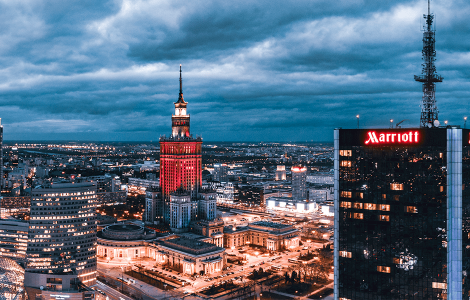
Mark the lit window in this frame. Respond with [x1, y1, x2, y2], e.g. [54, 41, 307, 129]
[340, 161, 352, 167]
[393, 257, 402, 264]
[390, 183, 403, 191]
[340, 191, 352, 198]
[379, 204, 390, 211]
[352, 213, 363, 220]
[379, 215, 389, 222]
[353, 203, 363, 209]
[340, 202, 351, 209]
[377, 266, 390, 273]
[339, 251, 352, 258]
[406, 206, 418, 213]
[339, 150, 352, 157]
[382, 194, 387, 199]
[432, 282, 447, 289]
[440, 186, 444, 192]
[364, 203, 376, 210]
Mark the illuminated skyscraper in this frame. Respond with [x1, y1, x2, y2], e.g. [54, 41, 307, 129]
[291, 165, 307, 200]
[25, 182, 97, 295]
[334, 128, 470, 299]
[159, 66, 203, 225]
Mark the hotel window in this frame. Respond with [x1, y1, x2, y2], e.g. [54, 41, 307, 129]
[352, 213, 363, 220]
[393, 257, 403, 264]
[339, 251, 352, 258]
[405, 206, 418, 213]
[340, 191, 352, 198]
[393, 195, 400, 201]
[340, 161, 352, 167]
[379, 204, 390, 211]
[339, 150, 352, 157]
[377, 266, 391, 273]
[364, 203, 376, 210]
[353, 203, 363, 209]
[340, 202, 352, 209]
[390, 183, 403, 191]
[379, 215, 389, 222]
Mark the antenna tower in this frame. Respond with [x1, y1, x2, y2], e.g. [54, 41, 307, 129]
[414, 0, 443, 128]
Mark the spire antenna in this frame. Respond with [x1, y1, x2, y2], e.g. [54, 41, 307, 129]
[179, 64, 182, 95]
[178, 64, 184, 103]
[414, 0, 442, 128]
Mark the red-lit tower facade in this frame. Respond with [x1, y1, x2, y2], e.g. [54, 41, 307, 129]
[160, 66, 202, 224]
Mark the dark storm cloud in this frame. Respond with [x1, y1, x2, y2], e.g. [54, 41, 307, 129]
[0, 0, 468, 141]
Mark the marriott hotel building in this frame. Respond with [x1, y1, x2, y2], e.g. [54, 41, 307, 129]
[334, 127, 470, 300]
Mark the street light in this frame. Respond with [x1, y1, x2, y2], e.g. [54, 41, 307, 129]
[390, 119, 393, 128]
[356, 115, 360, 129]
[465, 117, 467, 129]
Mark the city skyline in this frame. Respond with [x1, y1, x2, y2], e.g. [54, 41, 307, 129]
[0, 0, 468, 142]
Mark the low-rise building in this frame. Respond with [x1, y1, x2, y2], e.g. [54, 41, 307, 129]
[97, 223, 156, 259]
[224, 221, 300, 251]
[150, 236, 226, 276]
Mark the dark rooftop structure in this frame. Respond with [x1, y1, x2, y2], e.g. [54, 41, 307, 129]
[157, 237, 224, 255]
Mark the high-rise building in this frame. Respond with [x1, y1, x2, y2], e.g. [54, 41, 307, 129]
[213, 163, 228, 182]
[144, 188, 163, 224]
[25, 182, 97, 295]
[275, 165, 287, 181]
[160, 66, 202, 224]
[334, 127, 470, 299]
[291, 165, 307, 200]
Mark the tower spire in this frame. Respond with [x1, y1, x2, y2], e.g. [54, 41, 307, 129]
[178, 64, 184, 103]
[415, 0, 443, 128]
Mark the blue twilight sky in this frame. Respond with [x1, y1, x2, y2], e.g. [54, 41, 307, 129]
[0, 0, 469, 142]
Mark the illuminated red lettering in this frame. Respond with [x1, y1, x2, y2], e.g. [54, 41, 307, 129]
[364, 131, 420, 145]
[365, 132, 379, 144]
[402, 133, 408, 142]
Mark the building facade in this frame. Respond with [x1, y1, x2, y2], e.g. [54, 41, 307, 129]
[0, 219, 28, 263]
[97, 223, 156, 260]
[25, 182, 97, 293]
[334, 128, 470, 300]
[224, 221, 300, 251]
[144, 188, 163, 224]
[213, 163, 228, 182]
[150, 236, 226, 276]
[275, 165, 287, 181]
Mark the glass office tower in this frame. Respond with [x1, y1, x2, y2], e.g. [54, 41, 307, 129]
[334, 127, 470, 300]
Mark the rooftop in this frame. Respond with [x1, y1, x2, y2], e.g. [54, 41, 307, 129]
[250, 221, 291, 229]
[159, 237, 224, 255]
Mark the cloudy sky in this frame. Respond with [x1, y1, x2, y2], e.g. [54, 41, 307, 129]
[0, 0, 468, 142]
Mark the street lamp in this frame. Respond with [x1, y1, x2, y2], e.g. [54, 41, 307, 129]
[356, 115, 360, 129]
[390, 119, 393, 128]
[465, 117, 467, 129]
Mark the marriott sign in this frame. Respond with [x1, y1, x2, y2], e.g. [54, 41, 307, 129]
[364, 131, 419, 145]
